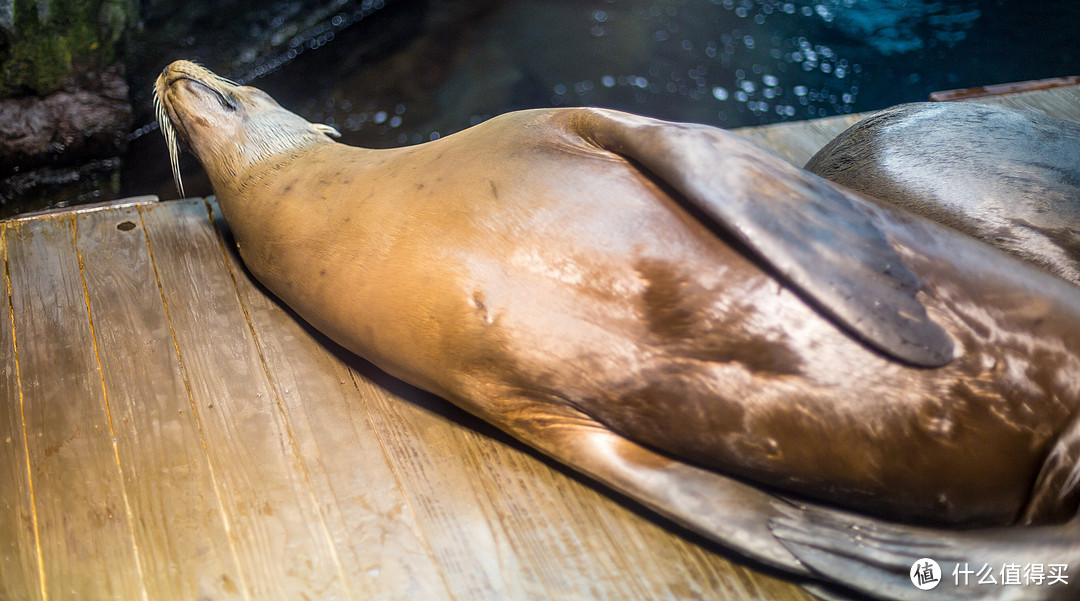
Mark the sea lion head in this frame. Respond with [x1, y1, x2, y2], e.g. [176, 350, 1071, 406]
[154, 60, 339, 196]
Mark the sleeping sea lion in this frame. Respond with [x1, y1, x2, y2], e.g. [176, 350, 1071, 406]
[805, 102, 1080, 286]
[155, 61, 1080, 600]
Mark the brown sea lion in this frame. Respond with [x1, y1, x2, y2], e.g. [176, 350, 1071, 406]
[155, 61, 1080, 600]
[805, 102, 1080, 286]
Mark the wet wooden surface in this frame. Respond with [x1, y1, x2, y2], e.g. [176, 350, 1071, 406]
[0, 197, 814, 600]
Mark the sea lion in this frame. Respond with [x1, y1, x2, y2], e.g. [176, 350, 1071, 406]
[805, 102, 1080, 286]
[155, 61, 1080, 600]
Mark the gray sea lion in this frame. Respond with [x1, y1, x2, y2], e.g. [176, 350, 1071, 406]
[805, 102, 1080, 285]
[155, 61, 1080, 600]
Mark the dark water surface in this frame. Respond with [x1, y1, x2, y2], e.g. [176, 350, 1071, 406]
[122, 0, 1078, 201]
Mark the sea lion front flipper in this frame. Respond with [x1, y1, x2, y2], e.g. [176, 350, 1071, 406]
[770, 504, 1080, 601]
[575, 109, 954, 367]
[500, 402, 811, 575]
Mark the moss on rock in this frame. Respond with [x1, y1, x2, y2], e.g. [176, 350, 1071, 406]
[0, 0, 137, 96]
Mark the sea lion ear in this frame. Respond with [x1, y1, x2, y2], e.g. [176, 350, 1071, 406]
[313, 123, 341, 138]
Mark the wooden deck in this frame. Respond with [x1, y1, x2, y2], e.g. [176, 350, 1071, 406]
[0, 197, 815, 600]
[2, 82, 1076, 600]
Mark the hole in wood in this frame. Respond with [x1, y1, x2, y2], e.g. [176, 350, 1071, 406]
[117, 220, 137, 231]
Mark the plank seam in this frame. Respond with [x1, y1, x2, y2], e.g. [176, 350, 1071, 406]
[136, 203, 254, 601]
[345, 369, 459, 600]
[205, 199, 357, 600]
[3, 222, 48, 601]
[72, 214, 151, 601]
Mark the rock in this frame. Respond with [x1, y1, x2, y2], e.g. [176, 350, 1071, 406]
[0, 65, 131, 175]
[0, 65, 131, 216]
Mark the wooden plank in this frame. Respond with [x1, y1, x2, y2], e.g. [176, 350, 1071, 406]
[72, 204, 240, 600]
[730, 113, 864, 167]
[356, 374, 812, 600]
[4, 195, 159, 223]
[960, 83, 1080, 122]
[138, 199, 349, 600]
[929, 75, 1080, 101]
[4, 215, 146, 599]
[207, 206, 454, 600]
[0, 224, 43, 601]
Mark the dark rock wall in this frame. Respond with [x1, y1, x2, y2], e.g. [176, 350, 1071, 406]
[1, 0, 137, 215]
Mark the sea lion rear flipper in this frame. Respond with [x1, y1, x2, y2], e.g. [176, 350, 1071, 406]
[502, 403, 811, 575]
[576, 109, 954, 367]
[769, 504, 1080, 601]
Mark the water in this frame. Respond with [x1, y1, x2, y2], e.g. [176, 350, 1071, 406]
[118, 0, 1078, 201]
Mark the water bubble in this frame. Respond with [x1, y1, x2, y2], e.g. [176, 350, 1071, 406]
[712, 86, 729, 101]
[763, 74, 779, 86]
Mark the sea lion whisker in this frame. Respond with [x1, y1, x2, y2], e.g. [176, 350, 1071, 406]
[153, 87, 185, 197]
